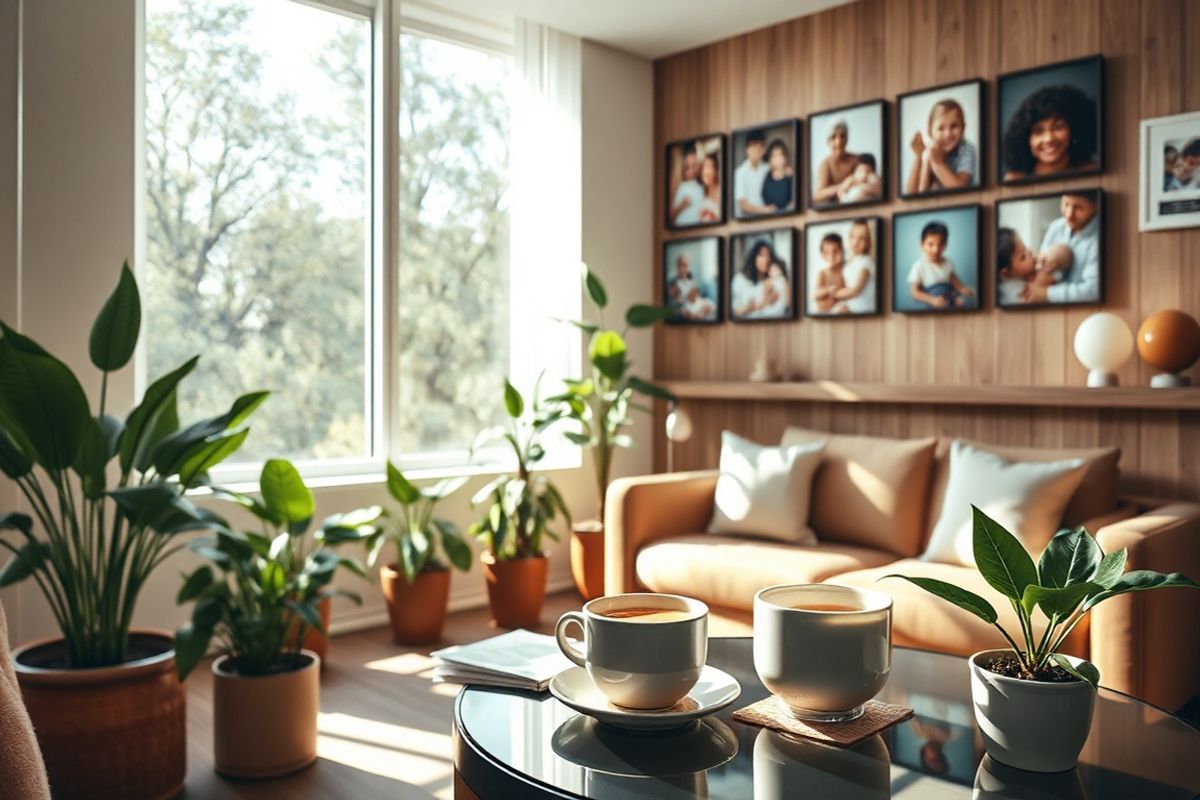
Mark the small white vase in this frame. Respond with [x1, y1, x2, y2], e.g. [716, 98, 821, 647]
[969, 649, 1095, 773]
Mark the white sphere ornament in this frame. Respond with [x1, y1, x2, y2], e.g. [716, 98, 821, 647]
[665, 408, 693, 442]
[1073, 312, 1134, 387]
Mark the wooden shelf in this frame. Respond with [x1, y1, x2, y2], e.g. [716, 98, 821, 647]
[660, 381, 1200, 411]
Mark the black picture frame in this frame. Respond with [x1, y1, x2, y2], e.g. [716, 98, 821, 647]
[662, 235, 724, 325]
[802, 215, 885, 318]
[891, 203, 983, 315]
[727, 228, 799, 323]
[897, 78, 987, 200]
[664, 133, 727, 230]
[994, 188, 1104, 310]
[730, 118, 802, 221]
[997, 55, 1105, 187]
[806, 99, 889, 212]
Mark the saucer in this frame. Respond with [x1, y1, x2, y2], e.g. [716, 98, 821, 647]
[551, 713, 739, 776]
[549, 665, 741, 731]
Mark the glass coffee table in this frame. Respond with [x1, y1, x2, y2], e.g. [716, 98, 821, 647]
[452, 639, 1200, 799]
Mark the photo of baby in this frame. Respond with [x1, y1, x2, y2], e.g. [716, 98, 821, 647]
[999, 56, 1103, 185]
[1163, 137, 1200, 192]
[728, 229, 796, 322]
[804, 217, 881, 317]
[732, 120, 799, 219]
[899, 79, 983, 198]
[808, 100, 887, 209]
[665, 134, 725, 229]
[892, 204, 981, 314]
[663, 236, 722, 324]
[996, 190, 1103, 307]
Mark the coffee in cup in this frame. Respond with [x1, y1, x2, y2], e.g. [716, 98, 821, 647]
[555, 593, 708, 710]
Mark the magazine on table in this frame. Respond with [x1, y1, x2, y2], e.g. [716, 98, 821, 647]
[431, 629, 575, 692]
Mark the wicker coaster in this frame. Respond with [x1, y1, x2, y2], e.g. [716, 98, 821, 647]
[733, 696, 913, 747]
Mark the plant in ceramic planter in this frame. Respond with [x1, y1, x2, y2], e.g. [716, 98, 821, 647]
[360, 461, 471, 644]
[175, 459, 368, 778]
[551, 266, 674, 600]
[469, 379, 570, 628]
[885, 506, 1199, 772]
[0, 264, 265, 798]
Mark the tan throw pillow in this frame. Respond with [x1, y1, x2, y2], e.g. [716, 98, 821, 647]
[781, 427, 937, 556]
[708, 431, 825, 544]
[921, 440, 1088, 567]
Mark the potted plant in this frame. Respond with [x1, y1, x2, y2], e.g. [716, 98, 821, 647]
[469, 380, 570, 628]
[361, 461, 471, 644]
[0, 264, 265, 798]
[175, 459, 368, 778]
[885, 506, 1199, 773]
[553, 265, 673, 600]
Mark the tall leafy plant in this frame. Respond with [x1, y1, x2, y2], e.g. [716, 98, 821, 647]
[553, 265, 674, 525]
[174, 459, 369, 678]
[885, 506, 1200, 685]
[469, 380, 570, 560]
[0, 264, 265, 667]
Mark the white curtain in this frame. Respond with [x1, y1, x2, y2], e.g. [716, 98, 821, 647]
[508, 19, 582, 403]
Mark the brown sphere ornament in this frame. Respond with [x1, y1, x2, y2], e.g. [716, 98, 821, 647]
[1136, 309, 1200, 387]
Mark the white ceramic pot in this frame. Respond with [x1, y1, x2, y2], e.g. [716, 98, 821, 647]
[969, 649, 1095, 773]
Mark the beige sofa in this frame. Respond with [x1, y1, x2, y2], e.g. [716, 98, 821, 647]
[604, 429, 1200, 711]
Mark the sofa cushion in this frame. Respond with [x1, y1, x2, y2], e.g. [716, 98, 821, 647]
[830, 558, 1090, 658]
[636, 534, 897, 611]
[781, 427, 937, 557]
[708, 431, 825, 544]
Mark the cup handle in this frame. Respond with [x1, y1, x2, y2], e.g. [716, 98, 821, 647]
[555, 611, 587, 668]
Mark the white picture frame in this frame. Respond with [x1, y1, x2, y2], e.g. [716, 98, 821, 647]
[1140, 110, 1200, 231]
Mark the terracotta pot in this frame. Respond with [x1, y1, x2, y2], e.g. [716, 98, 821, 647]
[212, 649, 320, 779]
[291, 597, 332, 665]
[481, 552, 548, 629]
[570, 520, 605, 601]
[13, 631, 186, 800]
[380, 564, 452, 644]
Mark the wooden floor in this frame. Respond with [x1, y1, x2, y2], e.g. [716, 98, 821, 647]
[180, 592, 585, 800]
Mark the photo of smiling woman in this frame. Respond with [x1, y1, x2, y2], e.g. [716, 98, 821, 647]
[999, 56, 1103, 185]
[899, 79, 984, 198]
[728, 229, 796, 322]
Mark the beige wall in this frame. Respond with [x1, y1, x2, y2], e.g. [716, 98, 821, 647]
[0, 7, 654, 645]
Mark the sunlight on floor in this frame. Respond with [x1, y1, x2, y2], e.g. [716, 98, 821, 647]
[364, 652, 440, 676]
[317, 712, 454, 786]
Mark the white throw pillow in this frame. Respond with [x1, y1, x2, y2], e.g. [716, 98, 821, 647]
[707, 431, 825, 544]
[921, 440, 1088, 567]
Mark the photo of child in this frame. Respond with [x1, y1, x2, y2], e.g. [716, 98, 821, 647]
[1141, 111, 1200, 231]
[899, 79, 983, 197]
[728, 228, 796, 322]
[892, 204, 981, 313]
[732, 120, 799, 218]
[663, 236, 722, 323]
[804, 217, 881, 317]
[999, 56, 1103, 185]
[665, 134, 725, 229]
[996, 190, 1102, 307]
[1164, 137, 1200, 192]
[808, 100, 887, 209]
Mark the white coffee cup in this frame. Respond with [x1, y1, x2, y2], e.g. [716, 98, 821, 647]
[555, 592, 708, 710]
[753, 583, 892, 722]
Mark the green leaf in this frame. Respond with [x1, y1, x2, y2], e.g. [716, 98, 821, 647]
[627, 375, 675, 403]
[972, 506, 1039, 601]
[0, 427, 32, 479]
[503, 380, 524, 419]
[177, 566, 214, 604]
[177, 428, 249, 488]
[1052, 654, 1100, 688]
[386, 461, 421, 505]
[260, 561, 286, 595]
[589, 330, 628, 381]
[0, 323, 91, 470]
[97, 414, 123, 460]
[400, 529, 431, 583]
[1038, 527, 1101, 589]
[212, 486, 280, 526]
[439, 525, 473, 572]
[72, 416, 109, 499]
[625, 304, 670, 327]
[121, 357, 198, 473]
[880, 575, 998, 624]
[563, 431, 592, 446]
[1093, 549, 1127, 589]
[259, 459, 314, 528]
[558, 319, 600, 337]
[1020, 582, 1101, 618]
[0, 513, 33, 538]
[583, 265, 607, 308]
[88, 262, 141, 371]
[424, 475, 468, 501]
[0, 541, 49, 588]
[174, 622, 215, 681]
[1082, 569, 1200, 611]
[286, 600, 324, 636]
[152, 390, 268, 476]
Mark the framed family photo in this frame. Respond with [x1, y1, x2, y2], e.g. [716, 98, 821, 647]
[892, 204, 982, 314]
[996, 189, 1103, 308]
[665, 134, 726, 230]
[663, 236, 723, 324]
[803, 216, 882, 317]
[885, 694, 979, 787]
[898, 79, 985, 198]
[998, 55, 1104, 186]
[731, 119, 800, 220]
[728, 228, 797, 322]
[1140, 111, 1200, 231]
[807, 100, 887, 210]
